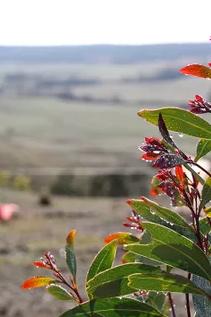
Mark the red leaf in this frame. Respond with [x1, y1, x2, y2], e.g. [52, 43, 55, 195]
[21, 276, 54, 289]
[180, 64, 211, 79]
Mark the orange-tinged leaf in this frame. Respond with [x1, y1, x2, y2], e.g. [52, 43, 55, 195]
[66, 229, 77, 246]
[21, 276, 54, 289]
[104, 232, 138, 245]
[180, 64, 211, 79]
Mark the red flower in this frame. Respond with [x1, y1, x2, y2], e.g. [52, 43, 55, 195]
[139, 137, 167, 161]
[139, 138, 186, 169]
[188, 95, 211, 114]
[33, 261, 51, 269]
[149, 166, 187, 206]
[123, 210, 143, 232]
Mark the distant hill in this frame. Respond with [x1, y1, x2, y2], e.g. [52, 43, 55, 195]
[0, 43, 210, 64]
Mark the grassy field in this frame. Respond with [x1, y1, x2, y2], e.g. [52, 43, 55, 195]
[1, 61, 210, 173]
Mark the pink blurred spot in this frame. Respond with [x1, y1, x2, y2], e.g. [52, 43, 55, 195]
[0, 204, 19, 221]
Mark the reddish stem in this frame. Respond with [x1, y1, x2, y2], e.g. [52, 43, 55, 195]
[168, 292, 176, 317]
[185, 273, 192, 317]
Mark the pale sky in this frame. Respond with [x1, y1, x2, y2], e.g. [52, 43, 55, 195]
[0, 0, 210, 46]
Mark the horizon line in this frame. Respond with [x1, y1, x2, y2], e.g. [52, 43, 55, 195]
[0, 41, 209, 47]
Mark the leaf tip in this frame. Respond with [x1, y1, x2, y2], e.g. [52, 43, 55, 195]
[66, 229, 77, 246]
[137, 109, 146, 117]
[104, 233, 119, 244]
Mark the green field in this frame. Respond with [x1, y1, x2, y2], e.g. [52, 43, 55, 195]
[0, 62, 209, 175]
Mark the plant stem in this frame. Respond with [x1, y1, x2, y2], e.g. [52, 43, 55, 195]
[185, 273, 192, 317]
[168, 292, 176, 317]
[56, 270, 83, 303]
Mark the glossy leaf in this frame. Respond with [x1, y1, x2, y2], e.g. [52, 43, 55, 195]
[195, 139, 211, 161]
[128, 198, 194, 238]
[86, 263, 160, 298]
[59, 297, 166, 317]
[126, 222, 211, 280]
[86, 240, 117, 283]
[104, 232, 139, 245]
[180, 64, 211, 79]
[87, 262, 206, 299]
[138, 108, 211, 139]
[199, 177, 211, 210]
[47, 285, 73, 300]
[21, 276, 54, 289]
[128, 272, 206, 295]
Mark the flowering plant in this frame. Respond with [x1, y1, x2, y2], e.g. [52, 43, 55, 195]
[22, 57, 211, 317]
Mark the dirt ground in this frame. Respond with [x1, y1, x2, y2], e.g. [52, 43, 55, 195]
[0, 189, 191, 317]
[0, 189, 131, 317]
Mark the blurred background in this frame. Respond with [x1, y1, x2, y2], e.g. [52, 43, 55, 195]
[0, 1, 211, 316]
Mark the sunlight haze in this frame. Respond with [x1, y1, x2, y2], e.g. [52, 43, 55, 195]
[0, 0, 210, 46]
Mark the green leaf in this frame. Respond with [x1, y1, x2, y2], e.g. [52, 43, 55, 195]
[146, 292, 167, 314]
[199, 218, 211, 235]
[86, 263, 161, 299]
[126, 222, 211, 280]
[128, 198, 194, 239]
[128, 272, 206, 295]
[86, 240, 117, 283]
[138, 108, 211, 139]
[87, 262, 205, 299]
[195, 139, 211, 161]
[59, 297, 166, 317]
[121, 251, 137, 263]
[47, 285, 73, 301]
[65, 245, 77, 281]
[199, 177, 211, 210]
